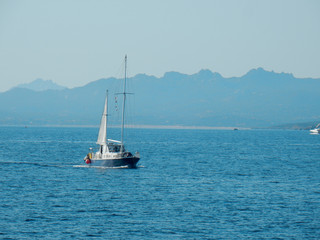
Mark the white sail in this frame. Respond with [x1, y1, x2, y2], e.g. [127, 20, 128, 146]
[96, 93, 108, 145]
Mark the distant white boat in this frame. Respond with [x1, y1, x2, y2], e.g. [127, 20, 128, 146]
[83, 55, 140, 168]
[310, 123, 320, 135]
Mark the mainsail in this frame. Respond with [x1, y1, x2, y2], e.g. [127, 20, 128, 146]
[96, 93, 108, 145]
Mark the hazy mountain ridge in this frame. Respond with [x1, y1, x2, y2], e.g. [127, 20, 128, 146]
[15, 78, 67, 91]
[0, 68, 319, 128]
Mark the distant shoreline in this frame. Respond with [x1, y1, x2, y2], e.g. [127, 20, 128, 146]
[0, 123, 314, 130]
[0, 124, 251, 130]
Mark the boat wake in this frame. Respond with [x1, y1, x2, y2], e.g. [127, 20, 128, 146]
[0, 160, 144, 169]
[0, 161, 67, 168]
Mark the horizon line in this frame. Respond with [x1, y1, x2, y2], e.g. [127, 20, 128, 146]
[0, 124, 250, 130]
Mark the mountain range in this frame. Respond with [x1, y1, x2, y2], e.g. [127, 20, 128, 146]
[16, 78, 66, 91]
[0, 68, 319, 128]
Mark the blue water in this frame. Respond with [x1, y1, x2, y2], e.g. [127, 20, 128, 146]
[0, 127, 319, 239]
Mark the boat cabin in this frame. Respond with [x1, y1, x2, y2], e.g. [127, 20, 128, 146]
[107, 143, 125, 153]
[98, 143, 125, 154]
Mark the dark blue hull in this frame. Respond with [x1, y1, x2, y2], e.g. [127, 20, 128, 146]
[90, 156, 140, 168]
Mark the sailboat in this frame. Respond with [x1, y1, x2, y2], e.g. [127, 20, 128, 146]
[310, 123, 320, 135]
[84, 55, 140, 168]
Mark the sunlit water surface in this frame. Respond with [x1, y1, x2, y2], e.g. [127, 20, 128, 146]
[0, 127, 319, 239]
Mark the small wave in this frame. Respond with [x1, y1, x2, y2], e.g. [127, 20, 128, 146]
[72, 165, 90, 168]
[289, 143, 320, 146]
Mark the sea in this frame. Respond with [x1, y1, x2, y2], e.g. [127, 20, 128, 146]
[0, 126, 319, 239]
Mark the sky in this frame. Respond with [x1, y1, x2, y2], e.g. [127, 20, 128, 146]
[0, 0, 319, 91]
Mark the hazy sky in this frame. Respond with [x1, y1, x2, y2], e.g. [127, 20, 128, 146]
[0, 0, 319, 91]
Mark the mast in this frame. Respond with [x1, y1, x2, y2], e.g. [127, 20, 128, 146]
[105, 90, 109, 142]
[120, 55, 127, 152]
